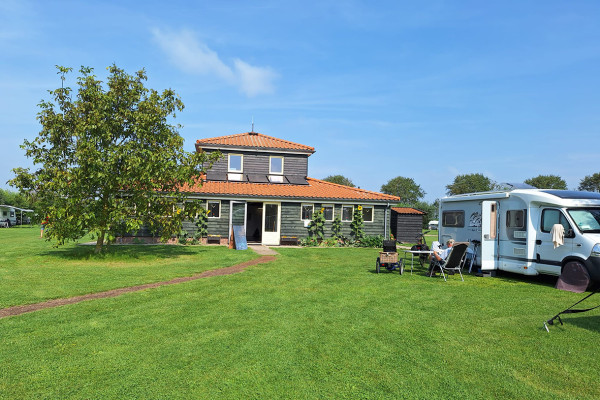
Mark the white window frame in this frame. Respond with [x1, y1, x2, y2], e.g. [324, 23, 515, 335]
[322, 204, 334, 221]
[301, 203, 314, 221]
[269, 156, 284, 175]
[342, 205, 353, 222]
[207, 200, 221, 219]
[228, 154, 243, 173]
[362, 206, 374, 223]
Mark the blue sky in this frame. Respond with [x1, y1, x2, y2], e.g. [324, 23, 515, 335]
[1, 0, 599, 202]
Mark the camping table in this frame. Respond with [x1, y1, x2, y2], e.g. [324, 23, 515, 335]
[403, 250, 434, 275]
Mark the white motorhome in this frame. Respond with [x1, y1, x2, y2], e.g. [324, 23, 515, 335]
[0, 205, 17, 226]
[439, 189, 600, 282]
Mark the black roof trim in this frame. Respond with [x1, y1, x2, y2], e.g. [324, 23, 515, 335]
[540, 190, 600, 200]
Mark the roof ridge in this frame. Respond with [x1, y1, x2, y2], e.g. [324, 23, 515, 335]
[196, 132, 315, 152]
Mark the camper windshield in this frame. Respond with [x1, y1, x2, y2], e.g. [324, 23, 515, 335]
[567, 208, 600, 233]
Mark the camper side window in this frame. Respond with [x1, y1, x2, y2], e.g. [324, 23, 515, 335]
[442, 211, 464, 227]
[506, 210, 525, 228]
[541, 209, 572, 236]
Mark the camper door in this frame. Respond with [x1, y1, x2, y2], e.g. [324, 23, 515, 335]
[481, 201, 499, 270]
[535, 208, 574, 275]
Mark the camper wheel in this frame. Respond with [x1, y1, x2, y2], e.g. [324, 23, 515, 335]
[557, 261, 591, 292]
[376, 258, 381, 274]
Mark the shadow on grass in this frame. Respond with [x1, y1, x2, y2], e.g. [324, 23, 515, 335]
[40, 244, 208, 260]
[478, 270, 558, 288]
[563, 315, 600, 333]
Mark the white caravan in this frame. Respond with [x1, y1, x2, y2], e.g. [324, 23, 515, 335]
[439, 189, 600, 282]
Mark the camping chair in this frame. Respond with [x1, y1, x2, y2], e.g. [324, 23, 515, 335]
[429, 242, 469, 281]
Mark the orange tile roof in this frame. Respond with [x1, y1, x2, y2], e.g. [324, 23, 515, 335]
[181, 177, 401, 203]
[391, 207, 425, 215]
[196, 132, 315, 153]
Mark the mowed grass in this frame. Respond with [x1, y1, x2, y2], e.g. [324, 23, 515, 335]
[0, 227, 259, 308]
[1, 230, 600, 399]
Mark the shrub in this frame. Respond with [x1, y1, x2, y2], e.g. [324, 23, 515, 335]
[307, 209, 326, 240]
[351, 206, 364, 241]
[358, 235, 384, 248]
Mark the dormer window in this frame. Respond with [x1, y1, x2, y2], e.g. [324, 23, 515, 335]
[228, 154, 243, 173]
[269, 156, 284, 175]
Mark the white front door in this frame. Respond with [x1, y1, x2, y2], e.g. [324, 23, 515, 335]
[262, 202, 281, 245]
[481, 200, 499, 270]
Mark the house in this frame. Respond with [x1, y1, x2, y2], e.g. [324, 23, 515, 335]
[179, 131, 401, 245]
[390, 207, 425, 243]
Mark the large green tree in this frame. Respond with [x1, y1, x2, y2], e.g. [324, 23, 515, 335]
[446, 173, 495, 196]
[10, 65, 219, 252]
[0, 188, 32, 209]
[322, 174, 355, 187]
[579, 172, 600, 192]
[381, 176, 425, 204]
[524, 174, 567, 189]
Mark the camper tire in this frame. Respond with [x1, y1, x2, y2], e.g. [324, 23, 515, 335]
[376, 258, 381, 274]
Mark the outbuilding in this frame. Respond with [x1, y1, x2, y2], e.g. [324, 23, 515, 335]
[390, 207, 426, 243]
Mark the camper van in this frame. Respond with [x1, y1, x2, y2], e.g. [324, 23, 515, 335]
[439, 189, 600, 282]
[0, 205, 17, 226]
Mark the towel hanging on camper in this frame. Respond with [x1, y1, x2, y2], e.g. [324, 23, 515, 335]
[551, 224, 565, 249]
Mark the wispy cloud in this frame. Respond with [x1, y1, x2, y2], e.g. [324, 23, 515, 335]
[152, 28, 278, 97]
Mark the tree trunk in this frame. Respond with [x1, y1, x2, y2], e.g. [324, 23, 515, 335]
[95, 230, 105, 254]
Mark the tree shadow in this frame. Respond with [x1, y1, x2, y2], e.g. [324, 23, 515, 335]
[40, 244, 207, 260]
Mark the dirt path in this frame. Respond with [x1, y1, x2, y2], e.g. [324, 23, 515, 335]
[0, 255, 276, 319]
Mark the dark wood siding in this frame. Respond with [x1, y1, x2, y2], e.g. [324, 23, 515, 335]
[391, 212, 424, 243]
[182, 200, 230, 237]
[204, 150, 308, 177]
[280, 202, 389, 239]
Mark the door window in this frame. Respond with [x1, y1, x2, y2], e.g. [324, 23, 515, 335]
[541, 209, 573, 237]
[265, 204, 278, 232]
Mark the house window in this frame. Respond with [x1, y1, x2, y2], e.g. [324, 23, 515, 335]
[228, 154, 243, 173]
[362, 206, 373, 222]
[270, 156, 284, 175]
[342, 206, 353, 222]
[322, 205, 334, 221]
[301, 204, 314, 220]
[207, 201, 221, 218]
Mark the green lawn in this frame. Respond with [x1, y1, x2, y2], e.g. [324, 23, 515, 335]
[1, 228, 600, 399]
[0, 227, 258, 308]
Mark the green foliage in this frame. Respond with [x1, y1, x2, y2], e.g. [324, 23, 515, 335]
[357, 235, 384, 248]
[380, 176, 425, 203]
[579, 172, 600, 192]
[9, 65, 220, 253]
[194, 207, 208, 239]
[307, 208, 326, 240]
[322, 174, 355, 187]
[178, 230, 189, 245]
[0, 188, 33, 209]
[524, 175, 567, 189]
[350, 206, 364, 241]
[331, 216, 342, 239]
[446, 173, 495, 195]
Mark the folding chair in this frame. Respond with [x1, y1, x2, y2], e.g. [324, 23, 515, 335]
[429, 242, 469, 281]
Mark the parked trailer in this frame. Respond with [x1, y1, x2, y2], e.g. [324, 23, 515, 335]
[439, 189, 600, 282]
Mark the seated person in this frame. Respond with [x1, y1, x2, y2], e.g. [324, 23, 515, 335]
[428, 239, 454, 276]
